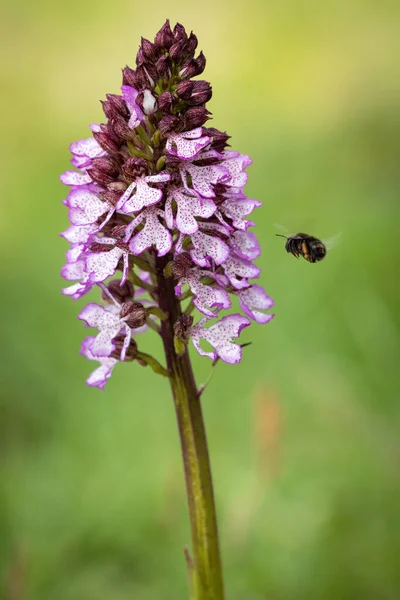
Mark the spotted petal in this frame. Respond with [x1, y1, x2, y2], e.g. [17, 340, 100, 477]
[118, 173, 170, 213]
[166, 128, 210, 160]
[78, 303, 130, 360]
[60, 170, 92, 186]
[230, 231, 261, 261]
[80, 337, 118, 390]
[220, 196, 262, 230]
[221, 151, 252, 188]
[191, 314, 251, 363]
[128, 208, 172, 257]
[176, 272, 230, 317]
[70, 137, 104, 159]
[220, 254, 260, 289]
[190, 229, 229, 267]
[180, 162, 229, 198]
[239, 285, 274, 324]
[65, 187, 111, 226]
[61, 224, 98, 244]
[166, 189, 216, 234]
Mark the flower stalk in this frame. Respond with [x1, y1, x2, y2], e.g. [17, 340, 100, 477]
[157, 255, 224, 599]
[60, 19, 275, 598]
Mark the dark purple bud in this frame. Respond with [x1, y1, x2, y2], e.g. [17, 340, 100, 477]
[171, 252, 193, 280]
[169, 39, 186, 63]
[122, 65, 137, 87]
[101, 100, 114, 120]
[120, 301, 148, 329]
[155, 55, 172, 78]
[103, 279, 134, 304]
[158, 91, 174, 112]
[154, 20, 175, 50]
[122, 157, 149, 180]
[103, 181, 127, 206]
[186, 32, 198, 57]
[89, 241, 114, 253]
[165, 153, 182, 169]
[184, 106, 211, 128]
[106, 94, 129, 118]
[158, 114, 181, 135]
[133, 65, 149, 90]
[87, 167, 115, 187]
[176, 80, 194, 101]
[136, 47, 145, 66]
[173, 23, 188, 42]
[99, 123, 123, 146]
[141, 37, 159, 63]
[91, 155, 120, 175]
[173, 314, 194, 340]
[93, 130, 120, 153]
[110, 224, 127, 238]
[111, 335, 138, 360]
[180, 51, 206, 79]
[110, 116, 132, 141]
[195, 52, 206, 74]
[206, 127, 231, 152]
[188, 80, 212, 105]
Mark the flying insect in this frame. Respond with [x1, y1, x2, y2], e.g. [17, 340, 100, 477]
[275, 225, 341, 263]
[276, 232, 327, 263]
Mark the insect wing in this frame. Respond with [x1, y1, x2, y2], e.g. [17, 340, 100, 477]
[324, 232, 342, 250]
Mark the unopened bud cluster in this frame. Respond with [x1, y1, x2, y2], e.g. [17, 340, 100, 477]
[60, 20, 273, 389]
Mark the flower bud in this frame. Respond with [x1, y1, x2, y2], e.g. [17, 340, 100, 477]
[173, 314, 194, 340]
[184, 106, 211, 128]
[176, 80, 194, 101]
[158, 91, 174, 112]
[110, 116, 132, 141]
[173, 23, 188, 42]
[93, 131, 120, 153]
[155, 55, 171, 78]
[122, 65, 137, 87]
[180, 52, 206, 79]
[102, 181, 128, 206]
[169, 40, 186, 63]
[120, 301, 148, 328]
[141, 37, 159, 63]
[132, 65, 149, 90]
[89, 241, 114, 253]
[171, 252, 193, 279]
[107, 94, 129, 118]
[188, 80, 212, 105]
[87, 156, 120, 186]
[154, 20, 175, 50]
[102, 279, 134, 304]
[186, 32, 198, 57]
[207, 127, 231, 152]
[159, 114, 181, 136]
[122, 157, 149, 180]
[111, 335, 138, 361]
[136, 47, 145, 66]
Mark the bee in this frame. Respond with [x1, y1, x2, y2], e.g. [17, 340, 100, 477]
[276, 232, 327, 263]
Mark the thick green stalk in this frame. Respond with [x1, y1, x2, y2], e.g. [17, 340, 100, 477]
[156, 255, 225, 600]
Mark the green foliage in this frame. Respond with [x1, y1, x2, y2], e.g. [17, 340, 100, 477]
[1, 1, 400, 598]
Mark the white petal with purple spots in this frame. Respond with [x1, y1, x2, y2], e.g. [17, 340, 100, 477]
[190, 314, 251, 363]
[239, 285, 274, 324]
[166, 128, 210, 160]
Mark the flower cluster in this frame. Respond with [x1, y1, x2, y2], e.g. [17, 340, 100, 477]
[61, 20, 274, 389]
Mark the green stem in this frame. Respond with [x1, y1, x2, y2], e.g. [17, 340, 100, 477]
[156, 255, 225, 600]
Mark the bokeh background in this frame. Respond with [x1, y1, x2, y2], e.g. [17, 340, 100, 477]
[1, 0, 400, 598]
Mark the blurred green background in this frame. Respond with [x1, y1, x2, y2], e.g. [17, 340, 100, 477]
[1, 0, 400, 598]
